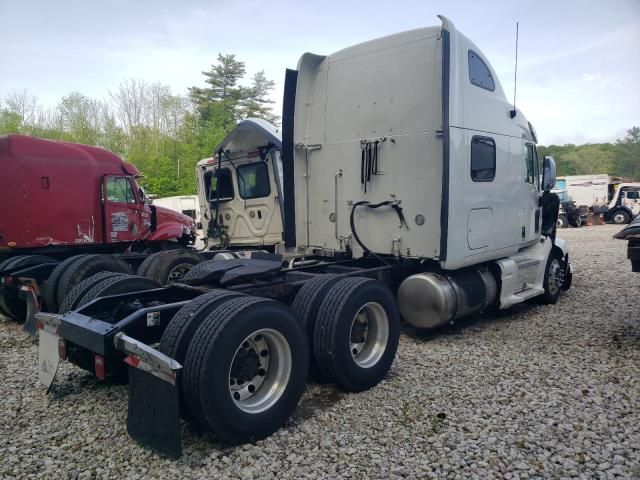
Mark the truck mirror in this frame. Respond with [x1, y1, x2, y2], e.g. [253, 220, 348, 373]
[542, 156, 557, 192]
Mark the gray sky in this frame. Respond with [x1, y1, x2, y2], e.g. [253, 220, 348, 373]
[1, 0, 638, 145]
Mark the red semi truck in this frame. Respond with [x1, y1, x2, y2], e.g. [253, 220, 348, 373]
[0, 134, 200, 321]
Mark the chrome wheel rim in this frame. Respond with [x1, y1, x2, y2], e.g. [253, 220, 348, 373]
[548, 259, 563, 296]
[613, 213, 626, 224]
[168, 263, 193, 281]
[228, 328, 292, 414]
[349, 302, 389, 368]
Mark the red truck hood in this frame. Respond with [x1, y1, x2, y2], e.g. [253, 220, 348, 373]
[154, 205, 195, 229]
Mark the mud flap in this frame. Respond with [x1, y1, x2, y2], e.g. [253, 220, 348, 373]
[35, 313, 62, 392]
[22, 285, 40, 336]
[127, 366, 182, 459]
[114, 333, 183, 459]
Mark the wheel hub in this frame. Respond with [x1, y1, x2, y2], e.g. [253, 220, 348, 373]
[349, 302, 389, 368]
[548, 259, 563, 295]
[228, 329, 292, 414]
[168, 263, 193, 281]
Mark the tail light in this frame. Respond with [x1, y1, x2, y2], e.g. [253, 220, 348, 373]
[94, 355, 105, 380]
[58, 338, 67, 360]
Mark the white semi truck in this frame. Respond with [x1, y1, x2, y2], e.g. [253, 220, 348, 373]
[36, 16, 571, 458]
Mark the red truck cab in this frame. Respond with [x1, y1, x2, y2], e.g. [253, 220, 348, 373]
[0, 134, 195, 254]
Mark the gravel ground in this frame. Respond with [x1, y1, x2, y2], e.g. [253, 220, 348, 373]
[1, 225, 638, 479]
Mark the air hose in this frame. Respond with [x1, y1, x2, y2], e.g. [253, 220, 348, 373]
[349, 200, 409, 259]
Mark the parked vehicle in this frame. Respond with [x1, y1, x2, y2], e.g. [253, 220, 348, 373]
[152, 195, 201, 228]
[614, 214, 640, 271]
[559, 175, 639, 224]
[0, 135, 198, 321]
[36, 16, 571, 459]
[196, 118, 284, 251]
[604, 183, 640, 224]
[553, 188, 587, 228]
[0, 120, 293, 326]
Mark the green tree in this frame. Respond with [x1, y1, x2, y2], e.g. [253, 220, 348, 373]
[189, 54, 246, 125]
[613, 127, 640, 179]
[240, 70, 278, 123]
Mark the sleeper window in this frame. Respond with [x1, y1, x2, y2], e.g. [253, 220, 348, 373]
[468, 51, 495, 91]
[471, 136, 496, 182]
[237, 162, 271, 199]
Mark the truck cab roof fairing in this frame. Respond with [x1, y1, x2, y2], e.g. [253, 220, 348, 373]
[215, 118, 282, 159]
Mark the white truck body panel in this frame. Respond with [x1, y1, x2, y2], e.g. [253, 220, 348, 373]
[560, 174, 609, 207]
[293, 16, 544, 270]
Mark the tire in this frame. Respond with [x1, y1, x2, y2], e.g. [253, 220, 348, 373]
[611, 210, 631, 225]
[182, 296, 308, 443]
[76, 274, 160, 310]
[556, 215, 568, 229]
[0, 255, 57, 321]
[56, 254, 133, 309]
[58, 271, 125, 313]
[135, 251, 165, 278]
[144, 250, 202, 285]
[569, 215, 582, 228]
[159, 290, 246, 418]
[43, 255, 94, 313]
[290, 274, 340, 380]
[537, 253, 564, 305]
[313, 277, 400, 392]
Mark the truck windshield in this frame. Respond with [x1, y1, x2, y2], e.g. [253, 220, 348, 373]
[237, 162, 271, 200]
[205, 168, 234, 201]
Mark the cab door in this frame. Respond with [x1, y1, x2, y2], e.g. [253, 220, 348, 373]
[519, 142, 541, 245]
[231, 160, 282, 245]
[622, 189, 640, 216]
[103, 175, 143, 243]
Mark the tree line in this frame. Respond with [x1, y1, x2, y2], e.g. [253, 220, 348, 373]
[1, 54, 638, 197]
[0, 54, 277, 197]
[538, 127, 640, 181]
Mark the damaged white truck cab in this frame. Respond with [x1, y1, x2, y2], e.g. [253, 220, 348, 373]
[34, 16, 572, 459]
[287, 15, 571, 328]
[196, 118, 284, 250]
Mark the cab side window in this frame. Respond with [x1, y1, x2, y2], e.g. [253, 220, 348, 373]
[106, 177, 136, 204]
[205, 168, 234, 201]
[524, 144, 537, 185]
[237, 162, 271, 199]
[625, 191, 639, 200]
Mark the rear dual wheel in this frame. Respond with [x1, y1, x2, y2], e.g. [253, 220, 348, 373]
[180, 296, 308, 443]
[290, 275, 400, 390]
[137, 250, 202, 284]
[45, 255, 133, 313]
[313, 277, 400, 392]
[0, 255, 57, 321]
